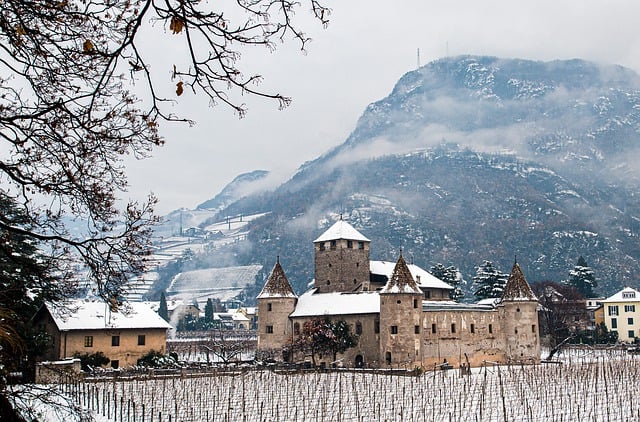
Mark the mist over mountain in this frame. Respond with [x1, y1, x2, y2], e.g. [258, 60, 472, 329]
[169, 56, 640, 301]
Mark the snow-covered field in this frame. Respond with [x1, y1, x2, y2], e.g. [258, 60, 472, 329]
[35, 347, 639, 421]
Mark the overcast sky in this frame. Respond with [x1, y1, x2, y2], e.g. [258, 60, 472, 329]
[124, 0, 640, 215]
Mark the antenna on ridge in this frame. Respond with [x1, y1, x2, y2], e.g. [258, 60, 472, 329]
[417, 48, 421, 69]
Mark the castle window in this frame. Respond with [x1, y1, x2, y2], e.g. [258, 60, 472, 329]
[391, 326, 398, 334]
[138, 335, 146, 346]
[489, 324, 493, 334]
[319, 243, 325, 251]
[356, 262, 359, 268]
[413, 299, 418, 309]
[414, 325, 420, 334]
[516, 308, 520, 312]
[470, 324, 475, 334]
[431, 323, 436, 334]
[451, 324, 456, 334]
[111, 335, 120, 347]
[266, 325, 274, 334]
[327, 280, 331, 285]
[515, 328, 518, 334]
[294, 323, 300, 335]
[385, 352, 391, 364]
[353, 279, 357, 284]
[330, 240, 337, 250]
[397, 300, 402, 304]
[356, 322, 362, 335]
[358, 242, 364, 250]
[267, 303, 272, 311]
[532, 324, 536, 333]
[374, 319, 380, 333]
[84, 336, 93, 347]
[347, 240, 353, 249]
[424, 290, 431, 299]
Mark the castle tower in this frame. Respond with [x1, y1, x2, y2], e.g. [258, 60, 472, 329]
[379, 254, 423, 367]
[313, 218, 371, 293]
[257, 258, 297, 357]
[499, 261, 540, 363]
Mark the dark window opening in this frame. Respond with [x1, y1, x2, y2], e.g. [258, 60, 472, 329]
[266, 325, 274, 334]
[413, 299, 418, 308]
[347, 240, 353, 249]
[414, 325, 420, 334]
[356, 322, 362, 335]
[111, 335, 120, 347]
[489, 324, 493, 334]
[431, 323, 436, 334]
[391, 326, 398, 334]
[267, 303, 272, 311]
[470, 324, 475, 334]
[111, 360, 119, 369]
[358, 242, 364, 250]
[330, 240, 337, 250]
[451, 324, 456, 334]
[137, 335, 146, 346]
[84, 336, 93, 347]
[294, 323, 300, 335]
[374, 319, 380, 334]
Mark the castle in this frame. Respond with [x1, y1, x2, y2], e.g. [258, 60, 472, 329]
[257, 219, 540, 368]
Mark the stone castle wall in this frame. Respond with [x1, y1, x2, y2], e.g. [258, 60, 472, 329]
[314, 240, 370, 293]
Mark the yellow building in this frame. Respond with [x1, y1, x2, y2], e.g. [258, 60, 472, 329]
[33, 300, 172, 368]
[601, 287, 640, 343]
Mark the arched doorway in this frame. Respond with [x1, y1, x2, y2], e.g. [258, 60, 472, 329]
[355, 354, 364, 368]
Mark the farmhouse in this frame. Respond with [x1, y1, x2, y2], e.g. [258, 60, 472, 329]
[33, 300, 172, 368]
[257, 219, 540, 368]
[601, 286, 640, 343]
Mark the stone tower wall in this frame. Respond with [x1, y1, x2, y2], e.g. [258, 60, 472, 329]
[379, 293, 422, 367]
[499, 301, 540, 363]
[314, 239, 370, 293]
[257, 297, 296, 356]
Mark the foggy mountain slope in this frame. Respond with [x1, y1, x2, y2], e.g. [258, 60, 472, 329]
[177, 56, 640, 299]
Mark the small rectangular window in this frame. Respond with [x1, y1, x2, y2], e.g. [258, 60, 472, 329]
[355, 322, 363, 335]
[413, 299, 418, 309]
[138, 335, 146, 346]
[374, 319, 380, 333]
[612, 318, 618, 329]
[330, 240, 337, 250]
[470, 324, 475, 334]
[609, 306, 619, 316]
[84, 336, 93, 347]
[358, 242, 364, 250]
[347, 240, 353, 249]
[267, 303, 272, 312]
[489, 324, 493, 334]
[629, 318, 634, 325]
[532, 324, 536, 333]
[414, 325, 420, 334]
[431, 323, 436, 334]
[451, 323, 456, 334]
[111, 335, 120, 347]
[111, 360, 119, 369]
[629, 330, 635, 339]
[626, 305, 636, 312]
[391, 326, 398, 334]
[424, 290, 431, 299]
[266, 325, 274, 334]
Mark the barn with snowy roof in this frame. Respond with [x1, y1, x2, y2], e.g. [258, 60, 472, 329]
[257, 219, 540, 368]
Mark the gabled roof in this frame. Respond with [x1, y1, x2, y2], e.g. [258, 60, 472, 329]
[257, 259, 297, 299]
[370, 260, 453, 290]
[602, 287, 640, 303]
[41, 300, 172, 331]
[314, 219, 370, 243]
[501, 262, 537, 301]
[290, 288, 380, 317]
[380, 255, 422, 295]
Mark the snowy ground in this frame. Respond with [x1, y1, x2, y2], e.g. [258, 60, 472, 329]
[24, 346, 639, 421]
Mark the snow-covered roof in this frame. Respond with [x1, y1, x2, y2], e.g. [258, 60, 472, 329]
[214, 312, 250, 322]
[314, 220, 370, 243]
[290, 288, 380, 317]
[44, 300, 172, 331]
[501, 262, 537, 301]
[370, 260, 453, 290]
[602, 287, 640, 303]
[380, 255, 422, 294]
[257, 260, 297, 299]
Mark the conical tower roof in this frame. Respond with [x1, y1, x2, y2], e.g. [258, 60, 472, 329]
[257, 259, 297, 299]
[380, 254, 422, 294]
[314, 218, 370, 243]
[501, 261, 537, 301]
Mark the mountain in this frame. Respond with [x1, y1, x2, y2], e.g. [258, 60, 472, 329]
[161, 56, 640, 301]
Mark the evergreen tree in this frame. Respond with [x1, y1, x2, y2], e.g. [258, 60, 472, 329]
[568, 256, 597, 298]
[473, 260, 508, 300]
[430, 263, 465, 302]
[0, 194, 74, 386]
[204, 298, 214, 323]
[158, 291, 169, 322]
